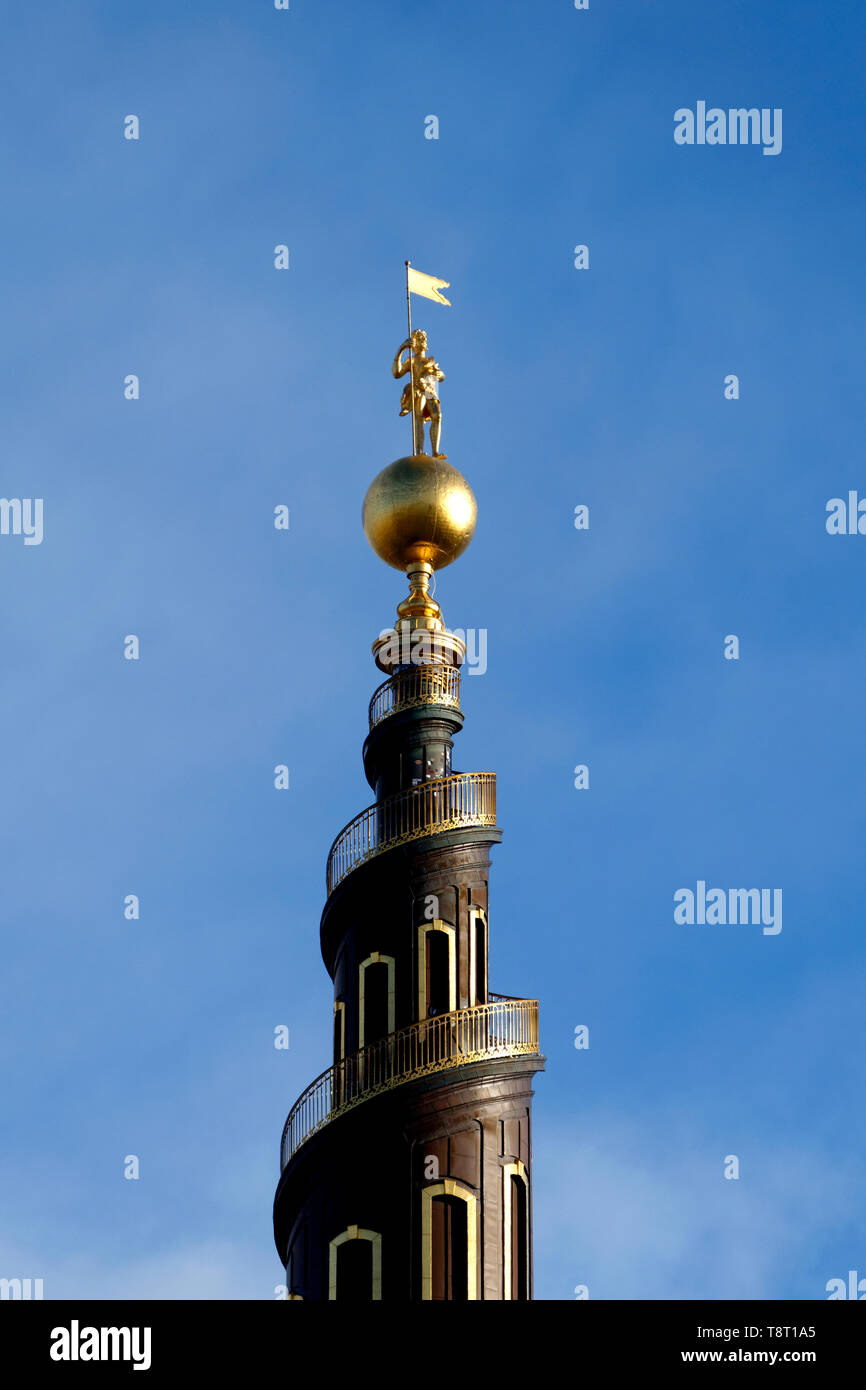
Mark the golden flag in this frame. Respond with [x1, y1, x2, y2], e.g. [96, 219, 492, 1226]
[407, 267, 451, 306]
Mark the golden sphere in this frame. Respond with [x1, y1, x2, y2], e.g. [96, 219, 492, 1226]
[363, 455, 478, 571]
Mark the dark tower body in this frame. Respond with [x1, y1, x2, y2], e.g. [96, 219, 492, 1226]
[274, 452, 543, 1300]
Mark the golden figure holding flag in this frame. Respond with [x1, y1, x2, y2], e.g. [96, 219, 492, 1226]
[394, 261, 451, 458]
[392, 329, 446, 459]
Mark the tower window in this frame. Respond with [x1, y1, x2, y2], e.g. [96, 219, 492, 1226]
[363, 962, 388, 1044]
[426, 931, 450, 1016]
[405, 745, 450, 786]
[421, 1180, 477, 1301]
[425, 746, 445, 780]
[510, 1175, 528, 1299]
[328, 1227, 382, 1301]
[333, 1000, 346, 1064]
[359, 956, 395, 1048]
[337, 1238, 372, 1299]
[431, 1196, 468, 1300]
[470, 907, 488, 1005]
[503, 1161, 529, 1300]
[332, 1000, 347, 1108]
[417, 922, 456, 1020]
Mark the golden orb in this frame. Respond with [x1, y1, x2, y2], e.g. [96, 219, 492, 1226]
[362, 455, 478, 571]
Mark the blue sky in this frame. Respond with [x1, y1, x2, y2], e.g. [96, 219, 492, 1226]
[1, 0, 864, 1299]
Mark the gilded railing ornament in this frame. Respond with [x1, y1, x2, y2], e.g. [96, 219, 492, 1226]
[368, 665, 461, 730]
[326, 771, 496, 896]
[280, 998, 540, 1167]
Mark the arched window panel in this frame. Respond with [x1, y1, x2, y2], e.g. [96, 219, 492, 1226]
[332, 999, 346, 1063]
[332, 1000, 347, 1108]
[421, 1180, 477, 1301]
[503, 1160, 529, 1301]
[468, 906, 488, 1006]
[417, 921, 456, 1019]
[328, 1226, 382, 1301]
[358, 953, 396, 1048]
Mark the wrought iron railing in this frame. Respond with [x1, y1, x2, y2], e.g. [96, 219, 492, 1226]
[326, 771, 496, 896]
[280, 998, 539, 1168]
[368, 665, 461, 730]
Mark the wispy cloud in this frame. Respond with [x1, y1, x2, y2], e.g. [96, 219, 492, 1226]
[534, 1110, 861, 1301]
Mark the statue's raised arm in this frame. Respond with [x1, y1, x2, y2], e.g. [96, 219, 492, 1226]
[392, 338, 413, 379]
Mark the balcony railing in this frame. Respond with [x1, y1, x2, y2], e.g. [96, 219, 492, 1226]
[326, 771, 496, 896]
[280, 998, 539, 1168]
[368, 665, 461, 730]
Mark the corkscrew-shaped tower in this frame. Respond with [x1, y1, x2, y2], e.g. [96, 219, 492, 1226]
[273, 441, 543, 1301]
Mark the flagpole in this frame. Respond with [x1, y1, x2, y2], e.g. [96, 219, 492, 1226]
[405, 259, 417, 455]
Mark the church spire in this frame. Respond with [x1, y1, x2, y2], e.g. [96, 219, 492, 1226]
[273, 272, 543, 1300]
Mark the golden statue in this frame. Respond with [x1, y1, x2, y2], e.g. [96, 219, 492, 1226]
[392, 329, 446, 458]
[363, 268, 473, 672]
